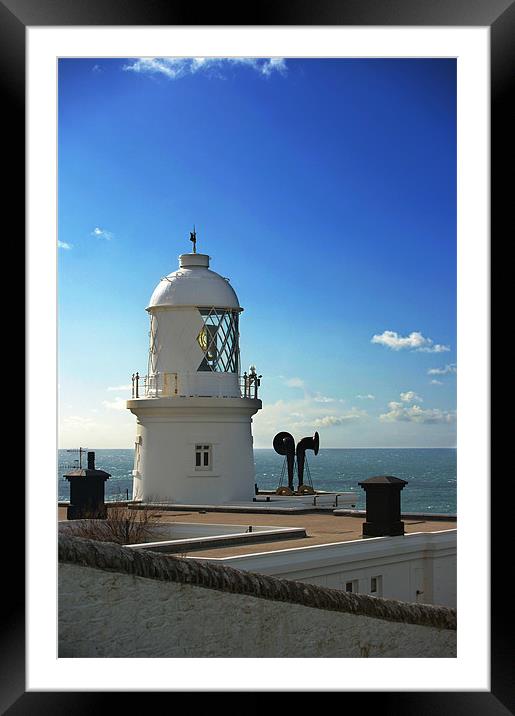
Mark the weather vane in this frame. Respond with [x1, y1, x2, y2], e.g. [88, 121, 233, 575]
[190, 225, 197, 253]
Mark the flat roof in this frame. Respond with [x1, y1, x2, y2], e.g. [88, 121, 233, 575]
[58, 505, 456, 559]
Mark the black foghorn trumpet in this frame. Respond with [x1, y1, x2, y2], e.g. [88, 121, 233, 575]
[273, 431, 296, 491]
[296, 432, 320, 487]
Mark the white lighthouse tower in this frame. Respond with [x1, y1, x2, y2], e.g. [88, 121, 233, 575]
[127, 234, 262, 505]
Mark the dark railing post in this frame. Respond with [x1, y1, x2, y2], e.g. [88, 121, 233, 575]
[241, 371, 262, 399]
[135, 372, 140, 398]
[131, 373, 135, 398]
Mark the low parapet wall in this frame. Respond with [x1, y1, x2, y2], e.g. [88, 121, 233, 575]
[58, 534, 456, 658]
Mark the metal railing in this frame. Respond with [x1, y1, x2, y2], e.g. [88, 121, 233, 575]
[240, 370, 262, 399]
[131, 372, 178, 398]
[131, 371, 261, 399]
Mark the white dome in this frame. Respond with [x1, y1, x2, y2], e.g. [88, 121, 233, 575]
[147, 253, 241, 311]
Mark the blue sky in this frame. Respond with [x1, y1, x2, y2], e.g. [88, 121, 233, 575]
[58, 57, 456, 448]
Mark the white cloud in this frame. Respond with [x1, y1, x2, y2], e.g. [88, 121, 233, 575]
[252, 397, 367, 447]
[59, 410, 135, 448]
[102, 397, 127, 411]
[61, 415, 95, 429]
[312, 392, 336, 403]
[107, 385, 131, 392]
[92, 64, 103, 73]
[253, 378, 361, 444]
[380, 403, 456, 424]
[371, 330, 428, 350]
[400, 390, 422, 403]
[371, 330, 450, 353]
[387, 401, 403, 410]
[58, 240, 72, 250]
[314, 409, 367, 428]
[284, 377, 305, 389]
[91, 227, 114, 240]
[356, 394, 375, 400]
[417, 344, 451, 353]
[428, 363, 457, 375]
[259, 58, 288, 76]
[123, 57, 287, 80]
[284, 378, 339, 404]
[430, 379, 443, 385]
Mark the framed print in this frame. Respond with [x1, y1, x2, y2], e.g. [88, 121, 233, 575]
[6, 0, 507, 711]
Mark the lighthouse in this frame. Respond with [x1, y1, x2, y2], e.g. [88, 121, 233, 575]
[127, 235, 262, 505]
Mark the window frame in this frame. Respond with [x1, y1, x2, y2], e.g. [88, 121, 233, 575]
[194, 444, 212, 471]
[370, 575, 383, 596]
[345, 580, 359, 593]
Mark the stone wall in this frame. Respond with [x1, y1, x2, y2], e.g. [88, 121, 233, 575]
[58, 535, 456, 658]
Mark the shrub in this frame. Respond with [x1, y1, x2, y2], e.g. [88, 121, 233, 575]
[70, 504, 164, 545]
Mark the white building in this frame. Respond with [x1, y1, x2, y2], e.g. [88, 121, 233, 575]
[127, 244, 262, 504]
[198, 529, 457, 608]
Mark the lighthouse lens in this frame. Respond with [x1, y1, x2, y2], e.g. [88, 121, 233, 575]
[198, 327, 209, 352]
[197, 308, 239, 373]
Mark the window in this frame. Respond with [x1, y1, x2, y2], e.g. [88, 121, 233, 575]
[370, 576, 383, 596]
[195, 444, 212, 470]
[196, 308, 239, 373]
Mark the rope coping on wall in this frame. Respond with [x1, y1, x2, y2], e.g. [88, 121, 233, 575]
[59, 534, 456, 631]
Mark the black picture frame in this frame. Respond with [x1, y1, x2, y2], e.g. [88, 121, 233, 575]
[7, 0, 505, 712]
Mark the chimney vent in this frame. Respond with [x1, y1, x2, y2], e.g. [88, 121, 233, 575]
[358, 475, 408, 537]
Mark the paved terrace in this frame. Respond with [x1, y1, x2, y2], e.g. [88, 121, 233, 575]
[58, 505, 456, 559]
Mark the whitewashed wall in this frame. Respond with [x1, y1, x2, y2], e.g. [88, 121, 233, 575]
[59, 563, 456, 658]
[202, 530, 457, 607]
[128, 397, 259, 503]
[150, 307, 205, 376]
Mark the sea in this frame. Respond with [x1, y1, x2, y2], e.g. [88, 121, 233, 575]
[58, 447, 457, 515]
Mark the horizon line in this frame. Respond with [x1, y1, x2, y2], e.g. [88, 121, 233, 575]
[58, 445, 457, 451]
